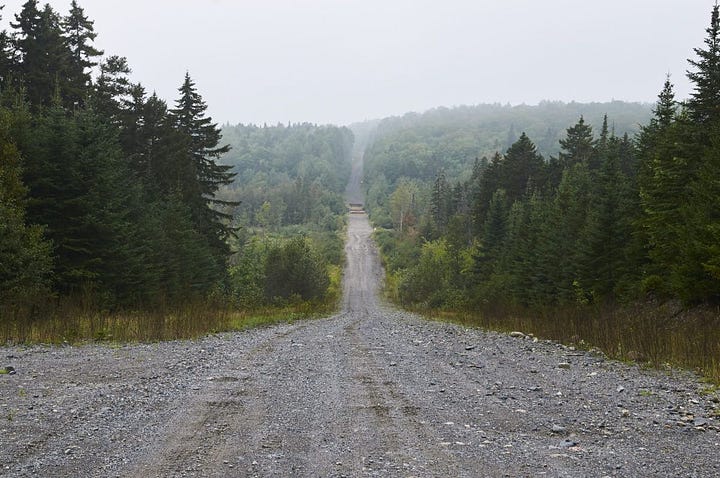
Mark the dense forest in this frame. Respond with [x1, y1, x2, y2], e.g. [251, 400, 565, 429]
[367, 5, 720, 311]
[216, 122, 354, 309]
[218, 123, 353, 231]
[361, 101, 651, 228]
[0, 0, 350, 333]
[0, 0, 239, 316]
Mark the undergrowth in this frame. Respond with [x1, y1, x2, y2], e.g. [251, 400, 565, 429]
[0, 269, 341, 345]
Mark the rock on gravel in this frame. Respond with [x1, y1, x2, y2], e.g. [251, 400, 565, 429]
[2, 214, 720, 477]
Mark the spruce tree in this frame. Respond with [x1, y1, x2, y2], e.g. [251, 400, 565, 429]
[91, 55, 131, 122]
[169, 73, 236, 257]
[0, 105, 52, 309]
[12, 1, 73, 108]
[687, 4, 720, 127]
[499, 132, 545, 202]
[430, 169, 451, 234]
[580, 134, 635, 300]
[63, 0, 103, 106]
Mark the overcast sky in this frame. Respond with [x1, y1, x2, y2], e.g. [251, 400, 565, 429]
[0, 0, 715, 125]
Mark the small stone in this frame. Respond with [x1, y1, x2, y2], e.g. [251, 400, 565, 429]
[616, 386, 625, 393]
[551, 424, 566, 434]
[2, 366, 16, 375]
[694, 418, 709, 427]
[558, 362, 571, 369]
[620, 408, 631, 417]
[465, 345, 477, 350]
[559, 439, 577, 448]
[509, 331, 526, 338]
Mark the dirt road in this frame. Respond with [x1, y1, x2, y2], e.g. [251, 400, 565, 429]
[2, 155, 720, 476]
[2, 212, 720, 477]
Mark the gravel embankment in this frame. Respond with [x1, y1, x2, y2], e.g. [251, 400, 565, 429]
[2, 214, 720, 477]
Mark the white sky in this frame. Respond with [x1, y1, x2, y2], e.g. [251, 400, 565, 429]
[0, 0, 714, 125]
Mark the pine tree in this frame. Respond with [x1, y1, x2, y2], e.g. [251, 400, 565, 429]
[0, 105, 52, 309]
[169, 72, 237, 258]
[430, 169, 451, 234]
[91, 55, 131, 122]
[63, 0, 103, 106]
[499, 132, 546, 202]
[687, 4, 720, 127]
[12, 1, 73, 108]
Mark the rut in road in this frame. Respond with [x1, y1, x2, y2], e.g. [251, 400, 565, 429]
[131, 210, 469, 477]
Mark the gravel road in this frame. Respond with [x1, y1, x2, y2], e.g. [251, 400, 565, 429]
[3, 207, 720, 476]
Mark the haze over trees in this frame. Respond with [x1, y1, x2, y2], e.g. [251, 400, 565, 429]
[366, 4, 720, 310]
[0, 1, 354, 324]
[1, 0, 718, 353]
[216, 122, 353, 308]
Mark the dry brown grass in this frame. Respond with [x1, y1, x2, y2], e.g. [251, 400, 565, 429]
[425, 302, 720, 383]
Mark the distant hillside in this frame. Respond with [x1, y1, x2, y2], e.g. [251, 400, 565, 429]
[357, 101, 651, 185]
[218, 123, 354, 230]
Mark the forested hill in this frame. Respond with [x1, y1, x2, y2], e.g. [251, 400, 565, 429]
[218, 123, 353, 231]
[364, 3, 720, 311]
[361, 101, 651, 185]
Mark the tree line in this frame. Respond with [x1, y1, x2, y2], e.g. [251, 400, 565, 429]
[369, 4, 720, 310]
[1, 0, 235, 316]
[219, 122, 353, 232]
[217, 122, 354, 309]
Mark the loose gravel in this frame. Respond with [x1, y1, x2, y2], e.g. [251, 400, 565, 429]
[2, 214, 720, 477]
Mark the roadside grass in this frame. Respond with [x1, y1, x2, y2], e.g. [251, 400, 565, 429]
[0, 265, 343, 345]
[416, 302, 720, 384]
[0, 302, 335, 345]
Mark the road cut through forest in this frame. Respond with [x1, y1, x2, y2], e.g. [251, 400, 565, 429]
[1, 155, 720, 477]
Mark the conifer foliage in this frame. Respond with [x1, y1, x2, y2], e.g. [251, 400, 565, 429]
[0, 1, 237, 316]
[369, 3, 720, 308]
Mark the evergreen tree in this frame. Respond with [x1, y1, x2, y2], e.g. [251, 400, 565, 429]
[579, 134, 635, 300]
[548, 116, 597, 187]
[169, 73, 237, 258]
[687, 4, 720, 127]
[63, 0, 103, 106]
[430, 169, 451, 234]
[541, 163, 593, 304]
[499, 132, 545, 202]
[472, 151, 502, 228]
[0, 6, 17, 89]
[0, 105, 52, 309]
[637, 78, 697, 298]
[680, 4, 720, 302]
[12, 1, 73, 108]
[91, 55, 131, 122]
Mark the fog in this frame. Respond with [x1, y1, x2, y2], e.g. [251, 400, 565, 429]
[0, 0, 713, 125]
